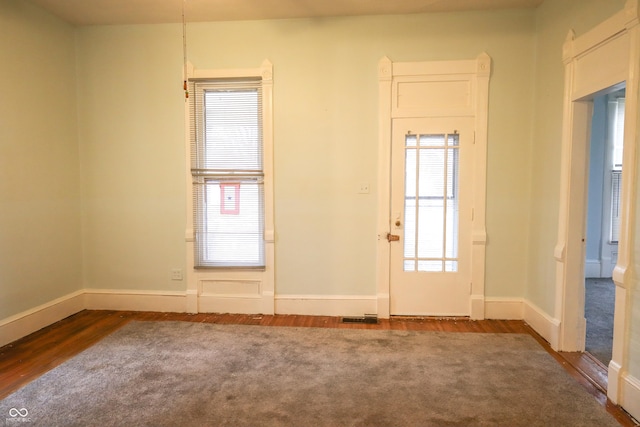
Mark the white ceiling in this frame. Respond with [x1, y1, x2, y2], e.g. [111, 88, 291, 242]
[29, 0, 544, 26]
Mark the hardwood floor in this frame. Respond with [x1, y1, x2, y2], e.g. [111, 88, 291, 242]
[0, 310, 637, 426]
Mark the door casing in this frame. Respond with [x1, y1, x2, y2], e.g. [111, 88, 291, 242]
[376, 54, 491, 319]
[555, 0, 640, 408]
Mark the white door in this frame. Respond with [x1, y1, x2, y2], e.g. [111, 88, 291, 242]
[389, 117, 473, 316]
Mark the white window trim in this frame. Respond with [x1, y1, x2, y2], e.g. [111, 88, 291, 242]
[184, 60, 275, 314]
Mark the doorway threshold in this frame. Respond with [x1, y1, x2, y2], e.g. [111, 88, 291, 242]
[558, 351, 608, 394]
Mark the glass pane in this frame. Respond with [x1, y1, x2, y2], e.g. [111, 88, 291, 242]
[445, 261, 458, 272]
[611, 171, 621, 242]
[201, 180, 264, 266]
[612, 99, 624, 169]
[404, 198, 416, 258]
[404, 260, 416, 272]
[448, 133, 460, 147]
[420, 134, 445, 147]
[203, 89, 262, 171]
[404, 148, 417, 259]
[445, 147, 459, 259]
[418, 260, 442, 272]
[419, 148, 445, 198]
[417, 148, 444, 258]
[405, 148, 417, 197]
[406, 134, 417, 147]
[418, 200, 444, 258]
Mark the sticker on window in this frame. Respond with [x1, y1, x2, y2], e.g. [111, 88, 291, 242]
[220, 183, 240, 215]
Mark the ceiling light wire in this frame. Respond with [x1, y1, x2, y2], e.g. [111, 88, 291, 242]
[182, 0, 188, 99]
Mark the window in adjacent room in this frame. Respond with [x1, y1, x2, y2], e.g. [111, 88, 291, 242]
[190, 79, 265, 268]
[609, 96, 624, 244]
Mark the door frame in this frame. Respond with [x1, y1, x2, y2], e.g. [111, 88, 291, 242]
[555, 0, 639, 407]
[376, 54, 491, 319]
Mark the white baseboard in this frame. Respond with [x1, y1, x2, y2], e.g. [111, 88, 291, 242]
[620, 372, 640, 422]
[600, 254, 616, 278]
[584, 259, 602, 278]
[470, 295, 485, 320]
[196, 279, 274, 315]
[377, 293, 390, 319]
[484, 298, 524, 319]
[0, 290, 85, 347]
[609, 361, 640, 421]
[608, 360, 623, 403]
[1, 290, 379, 346]
[1, 291, 563, 356]
[275, 295, 377, 317]
[198, 295, 265, 314]
[84, 289, 187, 313]
[85, 290, 379, 318]
[523, 299, 560, 349]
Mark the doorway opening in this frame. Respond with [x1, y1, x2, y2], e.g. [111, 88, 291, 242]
[584, 89, 626, 368]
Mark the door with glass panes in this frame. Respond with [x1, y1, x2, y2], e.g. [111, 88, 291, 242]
[389, 117, 473, 315]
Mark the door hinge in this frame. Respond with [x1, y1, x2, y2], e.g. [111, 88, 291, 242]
[470, 282, 473, 295]
[473, 131, 476, 144]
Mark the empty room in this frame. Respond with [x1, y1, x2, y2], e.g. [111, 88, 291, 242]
[1, 0, 640, 425]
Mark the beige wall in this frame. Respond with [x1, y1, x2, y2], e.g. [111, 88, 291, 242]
[527, 0, 627, 313]
[76, 25, 187, 292]
[76, 10, 535, 298]
[0, 0, 82, 319]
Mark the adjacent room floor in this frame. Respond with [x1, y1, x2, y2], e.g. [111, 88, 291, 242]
[585, 278, 615, 366]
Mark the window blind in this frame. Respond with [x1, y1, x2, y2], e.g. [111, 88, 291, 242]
[610, 97, 624, 244]
[190, 79, 265, 268]
[611, 171, 621, 243]
[612, 98, 625, 170]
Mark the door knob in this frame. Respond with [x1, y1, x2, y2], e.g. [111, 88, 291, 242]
[395, 220, 401, 227]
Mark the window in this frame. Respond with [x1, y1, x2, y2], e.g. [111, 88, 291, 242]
[190, 79, 265, 268]
[611, 97, 625, 171]
[403, 132, 459, 273]
[610, 96, 624, 243]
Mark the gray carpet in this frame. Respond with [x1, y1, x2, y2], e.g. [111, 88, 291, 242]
[585, 278, 615, 365]
[0, 321, 619, 427]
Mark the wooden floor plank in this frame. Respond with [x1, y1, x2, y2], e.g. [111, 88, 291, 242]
[0, 310, 637, 426]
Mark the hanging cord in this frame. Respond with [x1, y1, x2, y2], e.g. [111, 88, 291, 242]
[182, 0, 189, 99]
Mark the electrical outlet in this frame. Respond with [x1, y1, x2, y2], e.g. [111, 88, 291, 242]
[171, 268, 183, 281]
